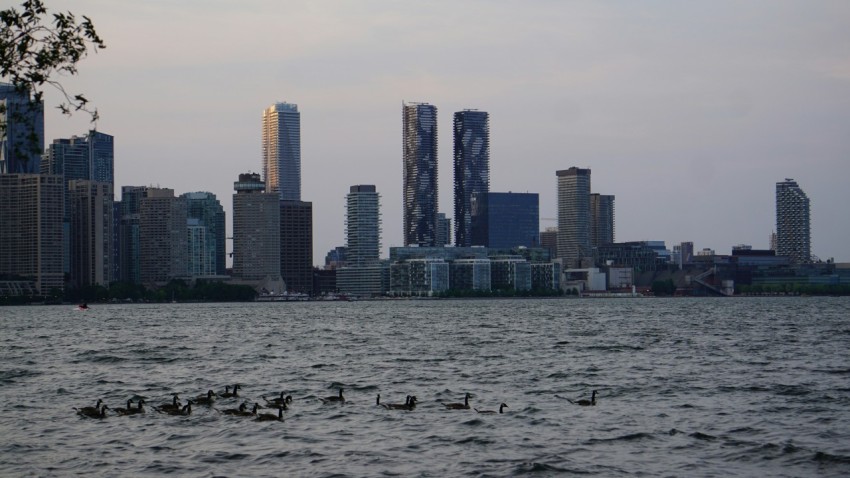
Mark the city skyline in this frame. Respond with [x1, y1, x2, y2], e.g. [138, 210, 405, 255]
[38, 1, 850, 263]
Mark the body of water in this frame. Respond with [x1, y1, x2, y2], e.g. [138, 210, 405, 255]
[1, 297, 849, 476]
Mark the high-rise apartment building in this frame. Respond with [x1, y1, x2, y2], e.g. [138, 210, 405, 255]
[262, 102, 301, 201]
[775, 178, 811, 264]
[42, 131, 114, 183]
[232, 173, 280, 281]
[139, 188, 188, 284]
[540, 227, 558, 260]
[556, 167, 591, 267]
[118, 186, 153, 284]
[67, 180, 113, 289]
[337, 185, 382, 297]
[436, 213, 451, 247]
[182, 191, 226, 276]
[590, 193, 615, 248]
[280, 200, 313, 293]
[0, 174, 63, 294]
[486, 192, 539, 249]
[0, 83, 43, 174]
[453, 110, 489, 247]
[402, 102, 438, 247]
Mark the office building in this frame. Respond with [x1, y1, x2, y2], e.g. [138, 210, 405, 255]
[232, 173, 281, 282]
[556, 167, 591, 267]
[262, 102, 301, 201]
[540, 227, 558, 260]
[436, 213, 451, 247]
[402, 102, 438, 246]
[139, 188, 188, 284]
[453, 110, 489, 247]
[775, 178, 811, 264]
[0, 83, 43, 174]
[486, 192, 539, 249]
[337, 185, 382, 296]
[590, 193, 615, 248]
[67, 180, 113, 289]
[42, 130, 114, 183]
[280, 200, 313, 293]
[118, 186, 154, 284]
[182, 191, 226, 276]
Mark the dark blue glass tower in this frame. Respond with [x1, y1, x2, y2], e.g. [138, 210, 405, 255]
[402, 102, 438, 247]
[485, 192, 539, 249]
[453, 110, 489, 247]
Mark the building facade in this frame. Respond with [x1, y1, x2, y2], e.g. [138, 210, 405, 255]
[775, 178, 811, 264]
[262, 102, 301, 201]
[67, 180, 113, 289]
[590, 193, 615, 248]
[436, 213, 451, 247]
[280, 200, 313, 293]
[139, 188, 188, 284]
[338, 185, 382, 297]
[182, 191, 226, 276]
[453, 109, 489, 247]
[486, 192, 539, 249]
[556, 167, 591, 268]
[0, 83, 43, 174]
[0, 174, 63, 294]
[232, 173, 281, 281]
[402, 102, 438, 247]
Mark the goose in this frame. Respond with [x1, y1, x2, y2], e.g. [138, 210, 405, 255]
[156, 394, 181, 413]
[475, 403, 508, 414]
[194, 390, 217, 405]
[166, 400, 192, 416]
[320, 388, 344, 404]
[444, 392, 472, 410]
[219, 384, 240, 398]
[75, 399, 104, 416]
[263, 391, 292, 408]
[256, 405, 284, 422]
[382, 395, 414, 410]
[76, 402, 108, 418]
[114, 399, 134, 415]
[220, 402, 249, 416]
[123, 399, 145, 415]
[569, 390, 597, 406]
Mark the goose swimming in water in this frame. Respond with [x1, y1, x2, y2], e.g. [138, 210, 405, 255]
[122, 399, 145, 415]
[444, 392, 472, 410]
[382, 395, 415, 410]
[475, 403, 508, 414]
[220, 402, 248, 415]
[220, 384, 240, 398]
[263, 391, 292, 408]
[76, 400, 107, 418]
[156, 394, 181, 413]
[194, 390, 217, 405]
[320, 388, 345, 404]
[256, 405, 284, 422]
[114, 399, 135, 415]
[568, 390, 597, 406]
[165, 400, 192, 416]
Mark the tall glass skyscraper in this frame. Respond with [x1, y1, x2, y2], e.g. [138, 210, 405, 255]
[590, 193, 615, 248]
[338, 185, 382, 297]
[556, 167, 591, 267]
[486, 192, 539, 249]
[182, 191, 226, 276]
[402, 102, 438, 247]
[453, 110, 490, 247]
[262, 102, 301, 201]
[0, 83, 43, 174]
[775, 178, 811, 264]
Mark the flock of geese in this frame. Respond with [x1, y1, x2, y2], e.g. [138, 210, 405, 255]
[74, 385, 599, 421]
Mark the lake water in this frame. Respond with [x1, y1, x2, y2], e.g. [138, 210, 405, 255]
[1, 297, 849, 477]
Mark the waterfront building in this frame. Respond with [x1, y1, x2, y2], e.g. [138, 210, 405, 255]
[556, 167, 591, 267]
[262, 102, 301, 201]
[324, 246, 347, 269]
[232, 173, 281, 282]
[0, 83, 43, 174]
[139, 188, 188, 284]
[590, 193, 614, 248]
[338, 185, 382, 297]
[775, 178, 811, 264]
[540, 227, 558, 260]
[490, 256, 532, 291]
[0, 174, 63, 294]
[436, 213, 451, 247]
[486, 192, 539, 249]
[531, 262, 561, 291]
[453, 110, 489, 247]
[182, 191, 226, 276]
[67, 180, 113, 289]
[390, 258, 449, 295]
[280, 200, 313, 293]
[450, 258, 491, 291]
[594, 241, 665, 272]
[118, 186, 154, 284]
[402, 102, 438, 246]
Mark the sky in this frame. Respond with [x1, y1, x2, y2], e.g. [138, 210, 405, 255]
[39, 0, 850, 265]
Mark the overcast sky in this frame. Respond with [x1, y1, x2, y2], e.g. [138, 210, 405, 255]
[43, 0, 850, 264]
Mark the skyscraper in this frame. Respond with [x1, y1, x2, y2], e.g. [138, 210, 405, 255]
[453, 109, 489, 247]
[139, 188, 188, 284]
[118, 186, 152, 284]
[402, 102, 438, 247]
[337, 185, 382, 297]
[775, 178, 811, 264]
[280, 200, 313, 293]
[262, 102, 301, 201]
[486, 192, 539, 249]
[67, 180, 113, 289]
[556, 167, 591, 267]
[182, 191, 226, 276]
[590, 193, 615, 248]
[436, 213, 451, 247]
[0, 83, 43, 174]
[232, 173, 280, 282]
